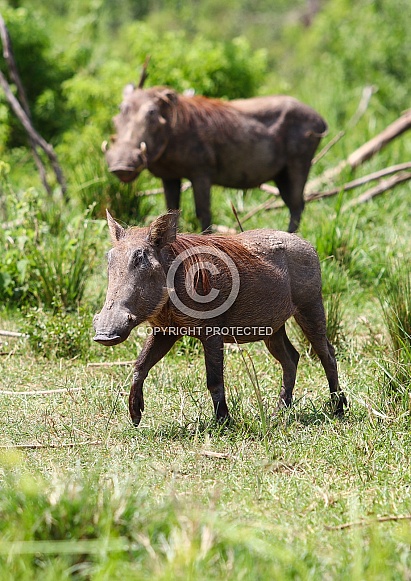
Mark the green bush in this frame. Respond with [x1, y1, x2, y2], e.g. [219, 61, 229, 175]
[0, 6, 77, 149]
[23, 303, 93, 359]
[0, 181, 101, 309]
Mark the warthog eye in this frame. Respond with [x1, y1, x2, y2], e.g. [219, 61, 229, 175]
[130, 248, 150, 269]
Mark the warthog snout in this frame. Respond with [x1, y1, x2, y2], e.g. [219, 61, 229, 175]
[105, 141, 147, 183]
[93, 309, 137, 346]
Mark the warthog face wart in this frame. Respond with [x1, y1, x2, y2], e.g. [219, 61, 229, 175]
[93, 211, 176, 346]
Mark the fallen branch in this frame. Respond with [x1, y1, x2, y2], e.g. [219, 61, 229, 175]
[87, 360, 135, 367]
[342, 171, 411, 210]
[326, 514, 411, 531]
[308, 109, 411, 189]
[306, 162, 411, 202]
[200, 450, 230, 459]
[0, 440, 102, 450]
[0, 330, 28, 338]
[0, 387, 84, 396]
[0, 13, 66, 196]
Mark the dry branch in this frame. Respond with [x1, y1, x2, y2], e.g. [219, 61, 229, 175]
[0, 440, 102, 450]
[306, 162, 411, 202]
[0, 330, 27, 338]
[0, 13, 66, 196]
[342, 171, 411, 210]
[137, 181, 191, 197]
[326, 514, 411, 531]
[87, 360, 135, 367]
[200, 450, 230, 459]
[308, 109, 411, 190]
[0, 387, 84, 396]
[312, 85, 375, 164]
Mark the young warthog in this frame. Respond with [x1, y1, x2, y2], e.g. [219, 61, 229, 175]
[93, 211, 347, 425]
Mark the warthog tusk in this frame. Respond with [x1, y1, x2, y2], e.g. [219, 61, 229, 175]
[101, 140, 108, 153]
[139, 142, 148, 167]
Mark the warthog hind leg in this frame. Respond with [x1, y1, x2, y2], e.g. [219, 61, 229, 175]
[265, 325, 300, 410]
[294, 307, 347, 415]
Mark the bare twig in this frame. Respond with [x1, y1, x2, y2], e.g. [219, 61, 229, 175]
[0, 14, 53, 195]
[312, 130, 345, 165]
[0, 13, 66, 195]
[200, 450, 230, 459]
[312, 85, 376, 164]
[230, 202, 244, 232]
[0, 330, 28, 338]
[306, 162, 411, 202]
[136, 181, 191, 197]
[87, 361, 135, 368]
[342, 171, 411, 210]
[308, 109, 411, 189]
[0, 387, 84, 396]
[326, 514, 411, 531]
[0, 440, 102, 450]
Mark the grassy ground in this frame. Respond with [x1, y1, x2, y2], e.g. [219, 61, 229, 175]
[0, 160, 410, 578]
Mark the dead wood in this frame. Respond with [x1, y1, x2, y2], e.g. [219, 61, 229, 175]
[308, 109, 411, 190]
[342, 171, 411, 210]
[0, 330, 27, 338]
[306, 162, 411, 202]
[312, 85, 375, 164]
[326, 514, 411, 531]
[87, 360, 135, 367]
[0, 13, 66, 196]
[0, 440, 102, 450]
[0, 387, 84, 396]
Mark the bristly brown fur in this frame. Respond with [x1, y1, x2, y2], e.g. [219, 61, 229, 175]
[169, 234, 262, 293]
[170, 95, 241, 137]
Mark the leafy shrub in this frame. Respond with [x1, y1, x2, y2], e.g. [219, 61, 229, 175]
[280, 0, 411, 121]
[0, 181, 101, 309]
[23, 303, 93, 360]
[0, 6, 77, 148]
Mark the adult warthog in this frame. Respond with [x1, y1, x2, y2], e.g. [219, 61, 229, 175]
[104, 86, 327, 232]
[93, 211, 347, 426]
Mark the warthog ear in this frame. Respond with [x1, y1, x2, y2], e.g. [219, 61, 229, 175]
[147, 211, 179, 249]
[106, 210, 125, 243]
[156, 88, 178, 105]
[123, 83, 135, 98]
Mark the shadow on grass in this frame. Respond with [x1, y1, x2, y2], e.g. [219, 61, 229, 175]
[123, 396, 350, 444]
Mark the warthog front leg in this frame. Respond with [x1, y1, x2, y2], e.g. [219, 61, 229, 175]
[163, 178, 181, 211]
[129, 332, 178, 426]
[201, 334, 229, 421]
[191, 175, 212, 233]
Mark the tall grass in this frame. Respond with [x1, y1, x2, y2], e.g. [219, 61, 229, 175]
[376, 260, 411, 409]
[379, 260, 411, 354]
[29, 217, 99, 310]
